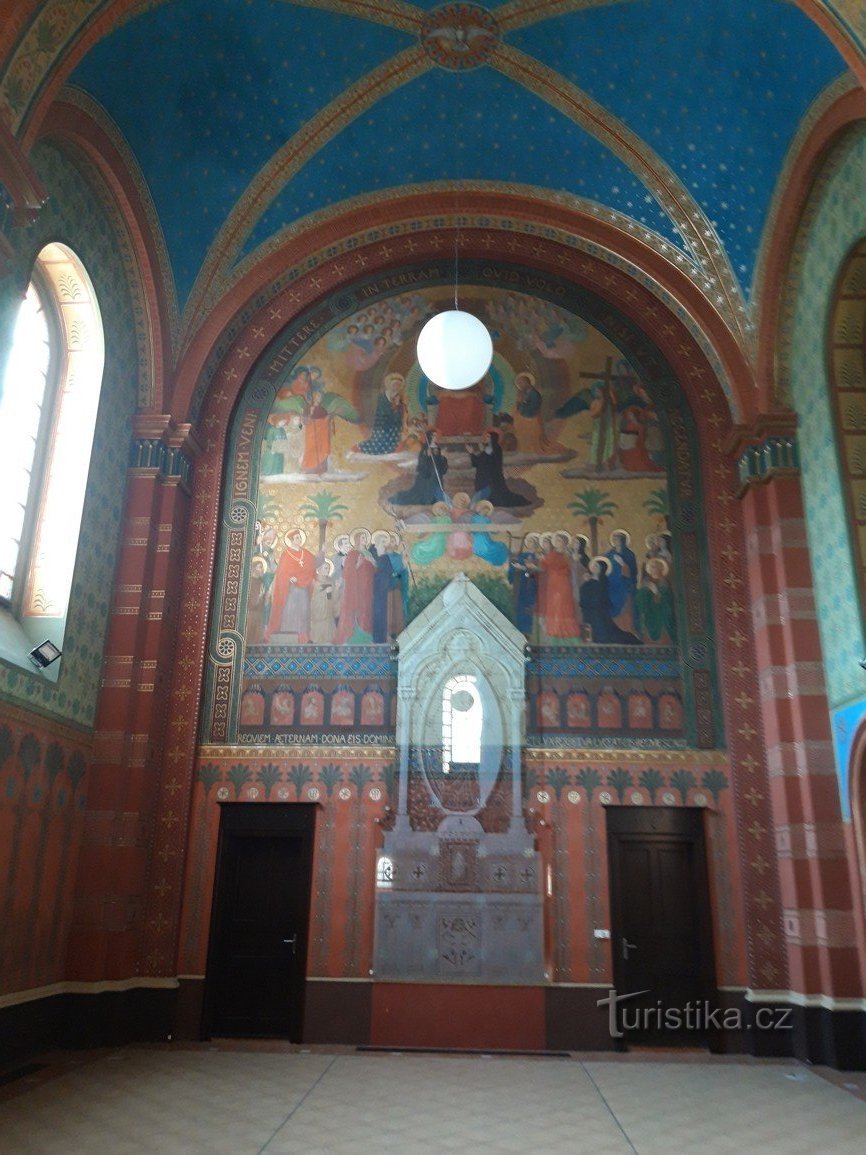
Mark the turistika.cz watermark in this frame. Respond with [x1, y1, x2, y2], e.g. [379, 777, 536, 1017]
[597, 988, 794, 1039]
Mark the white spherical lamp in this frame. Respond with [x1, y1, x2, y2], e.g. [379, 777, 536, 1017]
[416, 309, 493, 391]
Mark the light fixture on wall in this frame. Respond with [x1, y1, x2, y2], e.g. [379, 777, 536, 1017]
[416, 205, 493, 391]
[28, 639, 61, 669]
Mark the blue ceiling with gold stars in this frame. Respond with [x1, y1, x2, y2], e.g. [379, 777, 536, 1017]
[69, 0, 847, 308]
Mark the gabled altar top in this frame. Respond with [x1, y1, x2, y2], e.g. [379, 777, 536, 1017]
[397, 573, 525, 664]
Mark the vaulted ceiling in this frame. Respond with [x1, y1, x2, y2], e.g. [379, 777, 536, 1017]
[2, 1, 862, 361]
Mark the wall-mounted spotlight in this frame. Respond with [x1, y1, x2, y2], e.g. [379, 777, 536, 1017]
[29, 640, 62, 669]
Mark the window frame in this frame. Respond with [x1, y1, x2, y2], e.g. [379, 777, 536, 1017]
[0, 266, 65, 616]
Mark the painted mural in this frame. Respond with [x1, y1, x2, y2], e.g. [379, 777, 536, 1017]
[249, 285, 674, 653]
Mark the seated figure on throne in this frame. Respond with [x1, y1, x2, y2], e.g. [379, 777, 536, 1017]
[431, 380, 489, 438]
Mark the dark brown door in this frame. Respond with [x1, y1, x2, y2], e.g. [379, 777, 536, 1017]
[204, 803, 316, 1039]
[606, 806, 716, 1045]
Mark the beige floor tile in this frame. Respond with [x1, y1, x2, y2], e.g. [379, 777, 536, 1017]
[1, 1047, 864, 1154]
[584, 1059, 866, 1155]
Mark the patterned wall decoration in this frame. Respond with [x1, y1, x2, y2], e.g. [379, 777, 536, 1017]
[0, 141, 139, 727]
[179, 745, 743, 990]
[0, 704, 90, 998]
[204, 266, 720, 749]
[784, 123, 866, 712]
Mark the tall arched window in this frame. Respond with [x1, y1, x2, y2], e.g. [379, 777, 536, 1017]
[0, 243, 104, 673]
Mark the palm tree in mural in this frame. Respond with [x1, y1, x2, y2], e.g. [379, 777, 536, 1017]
[228, 763, 253, 799]
[197, 763, 221, 799]
[567, 488, 618, 556]
[574, 766, 602, 802]
[258, 494, 283, 525]
[638, 767, 665, 804]
[320, 762, 344, 798]
[47, 751, 87, 966]
[257, 762, 282, 800]
[701, 769, 729, 807]
[24, 742, 65, 971]
[300, 491, 349, 553]
[0, 722, 12, 787]
[1, 733, 41, 967]
[670, 767, 696, 804]
[547, 765, 570, 802]
[607, 766, 633, 804]
[349, 763, 373, 799]
[643, 488, 670, 531]
[288, 762, 312, 799]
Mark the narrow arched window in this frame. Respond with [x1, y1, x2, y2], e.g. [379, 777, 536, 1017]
[0, 243, 104, 670]
[442, 674, 482, 772]
[828, 238, 866, 625]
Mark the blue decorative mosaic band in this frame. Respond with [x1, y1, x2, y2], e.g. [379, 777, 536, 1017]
[244, 646, 397, 680]
[527, 647, 681, 680]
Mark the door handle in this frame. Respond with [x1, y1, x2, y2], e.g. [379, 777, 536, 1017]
[622, 937, 637, 960]
[282, 934, 297, 954]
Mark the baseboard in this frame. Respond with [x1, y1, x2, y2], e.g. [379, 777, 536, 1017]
[0, 986, 177, 1066]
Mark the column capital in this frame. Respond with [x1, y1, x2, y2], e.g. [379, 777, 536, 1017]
[129, 416, 202, 487]
[725, 414, 800, 494]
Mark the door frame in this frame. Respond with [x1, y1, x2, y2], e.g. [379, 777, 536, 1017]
[202, 802, 318, 1040]
[605, 805, 718, 1048]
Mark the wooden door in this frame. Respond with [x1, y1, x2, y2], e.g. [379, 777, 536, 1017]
[203, 803, 316, 1039]
[606, 806, 716, 1045]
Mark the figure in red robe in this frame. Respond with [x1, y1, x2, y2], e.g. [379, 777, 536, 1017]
[537, 537, 581, 639]
[266, 530, 317, 643]
[333, 528, 376, 643]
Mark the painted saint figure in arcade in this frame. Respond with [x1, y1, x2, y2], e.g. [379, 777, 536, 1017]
[266, 529, 317, 644]
[334, 528, 377, 644]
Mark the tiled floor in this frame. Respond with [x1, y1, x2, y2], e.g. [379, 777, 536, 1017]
[0, 1046, 864, 1154]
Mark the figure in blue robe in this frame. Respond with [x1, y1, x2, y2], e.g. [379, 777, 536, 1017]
[509, 543, 540, 636]
[606, 531, 639, 624]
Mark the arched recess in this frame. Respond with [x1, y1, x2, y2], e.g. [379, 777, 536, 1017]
[753, 85, 866, 413]
[201, 258, 721, 753]
[171, 190, 758, 428]
[828, 238, 866, 628]
[143, 224, 787, 995]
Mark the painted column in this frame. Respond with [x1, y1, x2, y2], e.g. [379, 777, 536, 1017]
[737, 431, 864, 1012]
[67, 417, 196, 980]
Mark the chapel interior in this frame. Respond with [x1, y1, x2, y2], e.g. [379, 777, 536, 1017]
[2, 0, 866, 1089]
